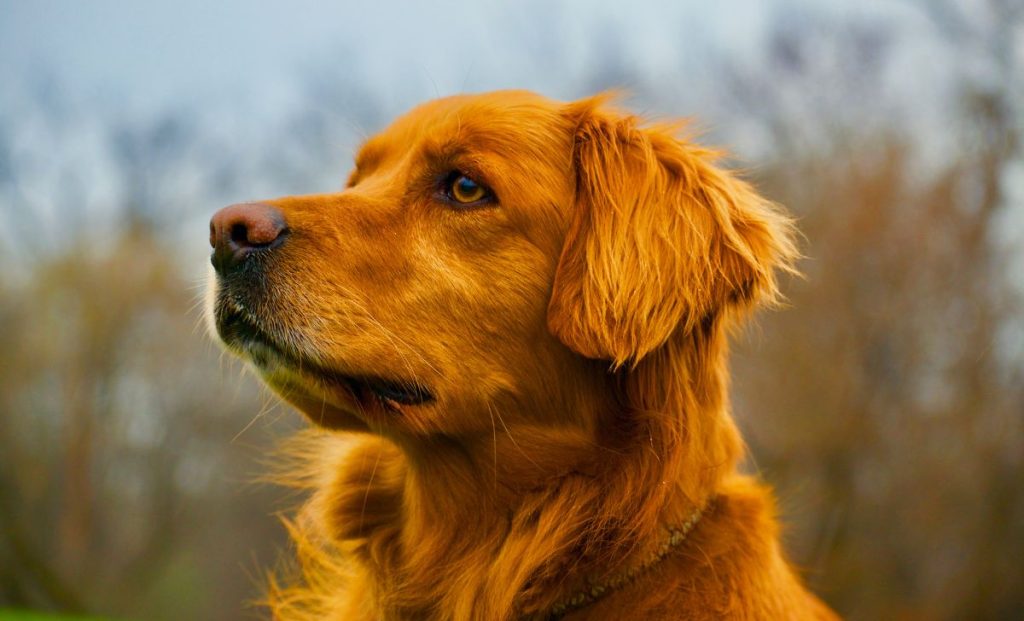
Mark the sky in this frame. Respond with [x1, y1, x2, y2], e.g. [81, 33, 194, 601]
[0, 0, 776, 118]
[5, 0, 1010, 272]
[6, 0, 754, 267]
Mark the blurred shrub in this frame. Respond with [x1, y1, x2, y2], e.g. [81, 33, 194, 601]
[0, 610, 114, 621]
[0, 226, 298, 620]
[734, 137, 1022, 620]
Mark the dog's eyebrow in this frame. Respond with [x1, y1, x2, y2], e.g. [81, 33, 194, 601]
[418, 136, 475, 170]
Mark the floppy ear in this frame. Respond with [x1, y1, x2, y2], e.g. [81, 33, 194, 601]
[547, 97, 798, 367]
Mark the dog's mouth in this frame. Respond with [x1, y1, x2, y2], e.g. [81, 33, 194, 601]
[214, 302, 434, 412]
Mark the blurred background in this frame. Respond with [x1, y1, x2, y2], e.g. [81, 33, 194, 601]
[0, 1, 1021, 619]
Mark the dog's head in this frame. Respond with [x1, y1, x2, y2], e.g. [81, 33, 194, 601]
[207, 90, 795, 440]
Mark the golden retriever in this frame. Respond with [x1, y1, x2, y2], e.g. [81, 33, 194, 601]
[207, 90, 838, 620]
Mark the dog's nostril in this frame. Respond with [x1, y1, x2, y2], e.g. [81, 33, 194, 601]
[230, 222, 249, 246]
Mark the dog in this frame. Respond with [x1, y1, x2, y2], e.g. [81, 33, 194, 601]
[207, 90, 838, 620]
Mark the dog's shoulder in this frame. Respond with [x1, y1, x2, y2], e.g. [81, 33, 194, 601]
[574, 477, 839, 620]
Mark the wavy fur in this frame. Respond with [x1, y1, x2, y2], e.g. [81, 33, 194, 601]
[209, 90, 835, 620]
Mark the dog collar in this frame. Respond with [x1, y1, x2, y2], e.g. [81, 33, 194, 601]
[544, 499, 713, 619]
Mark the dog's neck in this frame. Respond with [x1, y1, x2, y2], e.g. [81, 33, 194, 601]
[544, 499, 712, 617]
[295, 317, 742, 619]
[379, 439, 711, 618]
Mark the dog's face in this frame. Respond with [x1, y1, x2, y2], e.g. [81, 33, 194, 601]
[208, 90, 794, 439]
[209, 91, 588, 435]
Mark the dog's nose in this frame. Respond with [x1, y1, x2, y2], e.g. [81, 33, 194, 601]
[209, 202, 289, 275]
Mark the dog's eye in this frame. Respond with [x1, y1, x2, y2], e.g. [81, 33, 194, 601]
[444, 173, 491, 205]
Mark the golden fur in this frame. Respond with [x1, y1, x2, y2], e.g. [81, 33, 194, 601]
[208, 90, 838, 620]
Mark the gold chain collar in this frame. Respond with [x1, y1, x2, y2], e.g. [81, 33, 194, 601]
[543, 499, 713, 619]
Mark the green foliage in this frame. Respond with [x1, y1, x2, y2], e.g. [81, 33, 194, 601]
[0, 611, 115, 621]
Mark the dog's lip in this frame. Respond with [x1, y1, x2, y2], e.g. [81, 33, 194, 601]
[215, 305, 435, 410]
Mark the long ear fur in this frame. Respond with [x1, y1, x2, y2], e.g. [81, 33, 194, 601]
[547, 96, 798, 366]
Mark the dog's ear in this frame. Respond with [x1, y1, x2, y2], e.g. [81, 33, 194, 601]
[547, 96, 798, 367]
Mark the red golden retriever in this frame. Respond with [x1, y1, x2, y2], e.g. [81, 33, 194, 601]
[207, 90, 838, 620]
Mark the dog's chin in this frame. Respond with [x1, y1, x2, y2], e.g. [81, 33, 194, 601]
[209, 294, 434, 431]
[256, 365, 373, 431]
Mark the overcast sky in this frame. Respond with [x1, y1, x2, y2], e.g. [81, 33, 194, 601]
[2, 1, 1020, 279]
[0, 0, 782, 117]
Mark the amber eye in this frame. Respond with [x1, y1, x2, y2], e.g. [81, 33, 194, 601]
[446, 173, 489, 205]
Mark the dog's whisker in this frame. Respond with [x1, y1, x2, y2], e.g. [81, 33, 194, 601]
[359, 449, 383, 534]
[232, 386, 276, 443]
[354, 304, 442, 380]
[489, 402, 543, 472]
[486, 401, 498, 490]
[316, 281, 439, 385]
